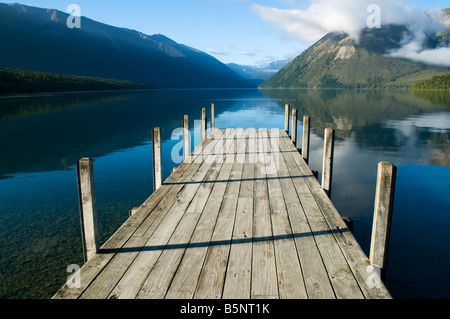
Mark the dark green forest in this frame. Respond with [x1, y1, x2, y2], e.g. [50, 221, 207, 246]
[0, 68, 154, 94]
[412, 73, 450, 91]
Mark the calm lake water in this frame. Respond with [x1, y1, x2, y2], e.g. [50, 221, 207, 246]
[0, 88, 449, 299]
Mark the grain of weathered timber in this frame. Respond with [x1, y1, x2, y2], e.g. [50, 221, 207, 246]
[201, 108, 206, 143]
[152, 127, 162, 191]
[76, 158, 99, 263]
[183, 115, 191, 162]
[291, 108, 298, 146]
[322, 128, 334, 198]
[302, 115, 310, 164]
[54, 126, 392, 300]
[370, 162, 396, 280]
[278, 132, 363, 299]
[251, 129, 278, 298]
[284, 104, 290, 133]
[210, 103, 215, 130]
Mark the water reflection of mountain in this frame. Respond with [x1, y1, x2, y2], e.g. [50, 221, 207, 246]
[1, 88, 449, 179]
[0, 89, 253, 179]
[261, 89, 448, 135]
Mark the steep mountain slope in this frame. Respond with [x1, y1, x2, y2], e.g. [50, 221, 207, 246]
[0, 3, 251, 89]
[261, 19, 450, 89]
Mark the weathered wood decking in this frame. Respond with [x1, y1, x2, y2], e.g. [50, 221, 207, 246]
[53, 128, 391, 299]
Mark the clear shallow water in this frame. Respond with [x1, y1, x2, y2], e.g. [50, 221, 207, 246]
[0, 88, 449, 298]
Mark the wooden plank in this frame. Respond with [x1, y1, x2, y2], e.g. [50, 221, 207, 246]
[281, 129, 392, 299]
[278, 130, 363, 299]
[193, 130, 246, 299]
[222, 134, 255, 298]
[104, 130, 229, 299]
[53, 138, 216, 299]
[76, 134, 226, 299]
[274, 131, 337, 299]
[165, 129, 245, 299]
[263, 129, 308, 299]
[136, 130, 237, 299]
[251, 129, 278, 299]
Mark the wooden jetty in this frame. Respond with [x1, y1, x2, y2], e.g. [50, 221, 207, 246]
[54, 104, 395, 299]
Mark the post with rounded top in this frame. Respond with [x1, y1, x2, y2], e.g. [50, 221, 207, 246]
[152, 127, 162, 191]
[322, 128, 335, 198]
[201, 108, 207, 143]
[370, 161, 397, 280]
[302, 115, 310, 164]
[291, 108, 298, 146]
[183, 115, 191, 162]
[284, 104, 290, 134]
[210, 103, 215, 131]
[76, 158, 99, 263]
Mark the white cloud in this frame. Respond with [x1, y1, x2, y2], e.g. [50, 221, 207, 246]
[251, 0, 450, 67]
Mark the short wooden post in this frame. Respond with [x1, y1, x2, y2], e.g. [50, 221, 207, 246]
[291, 108, 297, 146]
[210, 103, 215, 130]
[322, 128, 335, 198]
[302, 116, 310, 164]
[284, 104, 290, 133]
[152, 127, 162, 191]
[370, 162, 397, 280]
[201, 108, 206, 142]
[76, 158, 99, 263]
[129, 207, 139, 217]
[183, 115, 191, 162]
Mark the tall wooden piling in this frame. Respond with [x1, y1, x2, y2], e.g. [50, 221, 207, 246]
[370, 162, 397, 279]
[291, 108, 298, 146]
[201, 108, 206, 143]
[322, 128, 335, 198]
[76, 158, 99, 262]
[302, 115, 310, 164]
[183, 115, 191, 162]
[284, 104, 290, 134]
[152, 127, 162, 191]
[210, 103, 215, 130]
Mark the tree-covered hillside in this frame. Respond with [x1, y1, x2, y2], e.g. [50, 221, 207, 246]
[412, 74, 450, 91]
[0, 68, 153, 94]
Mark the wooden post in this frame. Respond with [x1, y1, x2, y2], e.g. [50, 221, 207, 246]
[284, 104, 290, 134]
[370, 162, 397, 280]
[210, 103, 215, 130]
[152, 127, 162, 191]
[291, 108, 297, 146]
[129, 207, 139, 217]
[201, 108, 206, 143]
[76, 158, 99, 263]
[183, 115, 191, 162]
[302, 116, 310, 164]
[322, 128, 335, 198]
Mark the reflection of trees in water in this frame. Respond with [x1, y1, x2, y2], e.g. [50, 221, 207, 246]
[261, 89, 450, 167]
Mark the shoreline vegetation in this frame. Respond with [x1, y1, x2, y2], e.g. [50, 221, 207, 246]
[411, 74, 450, 91]
[0, 68, 154, 95]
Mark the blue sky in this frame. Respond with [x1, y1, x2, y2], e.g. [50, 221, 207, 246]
[10, 0, 450, 66]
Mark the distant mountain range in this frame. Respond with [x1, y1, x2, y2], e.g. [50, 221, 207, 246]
[0, 3, 252, 89]
[227, 60, 290, 86]
[261, 9, 450, 89]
